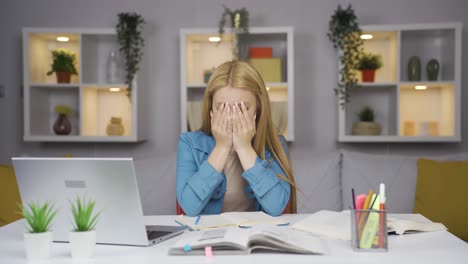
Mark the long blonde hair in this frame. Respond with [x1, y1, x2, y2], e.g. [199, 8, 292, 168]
[200, 60, 297, 213]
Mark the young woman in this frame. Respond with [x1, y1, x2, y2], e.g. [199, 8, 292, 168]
[176, 60, 296, 216]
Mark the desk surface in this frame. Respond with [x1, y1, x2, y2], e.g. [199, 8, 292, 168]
[1, 214, 467, 264]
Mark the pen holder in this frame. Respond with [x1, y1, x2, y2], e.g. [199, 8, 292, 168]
[351, 209, 388, 252]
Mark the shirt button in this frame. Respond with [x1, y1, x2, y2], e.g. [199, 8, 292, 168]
[250, 191, 254, 194]
[216, 191, 220, 195]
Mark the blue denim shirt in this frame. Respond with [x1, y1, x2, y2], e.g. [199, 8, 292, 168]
[176, 131, 291, 217]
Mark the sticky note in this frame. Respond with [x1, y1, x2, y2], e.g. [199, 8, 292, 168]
[205, 246, 213, 257]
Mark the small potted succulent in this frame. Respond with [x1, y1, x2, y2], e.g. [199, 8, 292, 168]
[53, 105, 72, 135]
[352, 106, 382, 135]
[47, 49, 78, 83]
[356, 52, 383, 82]
[69, 196, 100, 258]
[20, 201, 57, 260]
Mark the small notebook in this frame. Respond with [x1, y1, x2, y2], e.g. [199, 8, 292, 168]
[177, 211, 288, 230]
[291, 210, 447, 241]
[168, 226, 328, 255]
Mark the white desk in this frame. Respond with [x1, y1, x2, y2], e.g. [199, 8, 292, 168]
[1, 214, 467, 264]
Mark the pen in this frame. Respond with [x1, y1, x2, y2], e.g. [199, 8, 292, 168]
[194, 215, 201, 225]
[379, 183, 386, 249]
[351, 188, 356, 209]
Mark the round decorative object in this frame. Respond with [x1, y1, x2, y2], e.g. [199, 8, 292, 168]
[106, 117, 124, 136]
[352, 122, 382, 135]
[53, 114, 72, 135]
[407, 56, 421, 81]
[426, 58, 440, 81]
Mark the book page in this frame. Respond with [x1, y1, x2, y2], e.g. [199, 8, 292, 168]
[177, 211, 288, 229]
[387, 215, 447, 235]
[168, 228, 251, 255]
[248, 226, 328, 255]
[222, 211, 288, 227]
[177, 214, 236, 229]
[291, 210, 351, 240]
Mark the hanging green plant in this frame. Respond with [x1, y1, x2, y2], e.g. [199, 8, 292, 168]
[327, 4, 363, 107]
[116, 12, 145, 98]
[218, 5, 249, 60]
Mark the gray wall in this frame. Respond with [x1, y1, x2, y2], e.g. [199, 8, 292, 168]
[1, 0, 467, 214]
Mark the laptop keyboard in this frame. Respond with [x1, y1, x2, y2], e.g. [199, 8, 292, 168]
[146, 230, 172, 241]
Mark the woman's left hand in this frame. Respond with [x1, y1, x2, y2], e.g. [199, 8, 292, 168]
[232, 101, 256, 152]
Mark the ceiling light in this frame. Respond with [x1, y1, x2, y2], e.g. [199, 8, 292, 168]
[109, 87, 121, 92]
[360, 34, 373, 40]
[415, 85, 427, 90]
[208, 36, 221, 42]
[56, 36, 69, 42]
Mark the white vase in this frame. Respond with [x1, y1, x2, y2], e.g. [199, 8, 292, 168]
[24, 232, 53, 260]
[69, 230, 96, 258]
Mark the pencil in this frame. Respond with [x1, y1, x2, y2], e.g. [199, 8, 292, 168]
[194, 215, 201, 225]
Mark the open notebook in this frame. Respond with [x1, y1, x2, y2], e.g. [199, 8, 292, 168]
[169, 225, 328, 255]
[177, 211, 289, 230]
[291, 210, 447, 241]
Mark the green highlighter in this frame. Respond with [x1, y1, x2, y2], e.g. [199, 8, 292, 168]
[359, 194, 380, 249]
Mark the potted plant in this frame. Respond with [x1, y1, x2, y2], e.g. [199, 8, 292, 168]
[218, 5, 249, 60]
[53, 105, 72, 135]
[327, 4, 364, 106]
[46, 49, 78, 83]
[69, 196, 100, 258]
[352, 106, 382, 135]
[20, 201, 57, 260]
[116, 12, 145, 98]
[356, 52, 383, 82]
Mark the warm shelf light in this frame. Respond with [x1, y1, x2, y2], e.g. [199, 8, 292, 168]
[208, 36, 221, 42]
[56, 36, 70, 42]
[109, 87, 121, 92]
[360, 34, 373, 40]
[415, 85, 428, 90]
[266, 87, 270, 91]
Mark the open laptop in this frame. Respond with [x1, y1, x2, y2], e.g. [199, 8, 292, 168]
[12, 157, 186, 246]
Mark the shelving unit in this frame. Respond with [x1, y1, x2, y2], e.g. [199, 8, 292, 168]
[338, 23, 462, 142]
[22, 28, 144, 142]
[180, 27, 294, 141]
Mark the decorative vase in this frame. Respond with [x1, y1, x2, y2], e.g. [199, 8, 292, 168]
[361, 69, 376, 82]
[106, 50, 121, 83]
[352, 122, 382, 135]
[69, 230, 96, 258]
[106, 117, 124, 136]
[53, 114, 72, 135]
[203, 68, 215, 83]
[426, 58, 440, 81]
[24, 232, 52, 260]
[407, 56, 421, 81]
[56, 72, 71, 83]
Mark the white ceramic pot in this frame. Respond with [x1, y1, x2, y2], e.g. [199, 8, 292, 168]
[69, 230, 96, 258]
[24, 231, 53, 260]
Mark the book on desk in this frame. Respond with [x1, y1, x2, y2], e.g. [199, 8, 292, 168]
[168, 225, 328, 255]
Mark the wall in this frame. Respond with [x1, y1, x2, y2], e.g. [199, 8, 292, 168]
[1, 0, 467, 214]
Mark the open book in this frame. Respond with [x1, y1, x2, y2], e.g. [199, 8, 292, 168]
[176, 211, 288, 230]
[168, 226, 328, 255]
[291, 210, 447, 241]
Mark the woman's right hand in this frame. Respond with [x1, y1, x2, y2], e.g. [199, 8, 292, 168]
[210, 102, 232, 151]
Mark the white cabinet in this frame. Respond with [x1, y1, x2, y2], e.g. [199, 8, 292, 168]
[22, 28, 144, 142]
[339, 23, 462, 142]
[180, 27, 295, 141]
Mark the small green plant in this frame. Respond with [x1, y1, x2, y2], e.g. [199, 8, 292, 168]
[19, 201, 57, 233]
[218, 5, 249, 38]
[46, 49, 78, 75]
[70, 197, 100, 232]
[54, 105, 72, 116]
[356, 52, 383, 70]
[357, 106, 375, 122]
